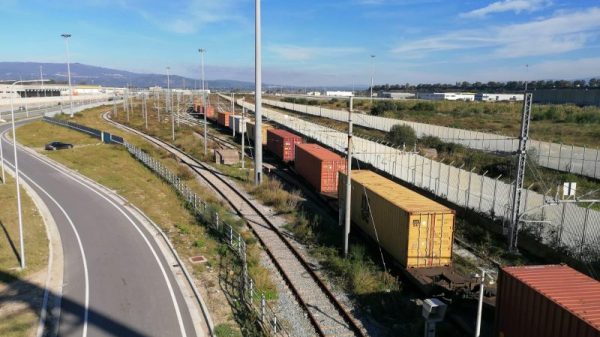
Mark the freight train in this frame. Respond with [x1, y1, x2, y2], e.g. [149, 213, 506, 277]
[191, 103, 475, 296]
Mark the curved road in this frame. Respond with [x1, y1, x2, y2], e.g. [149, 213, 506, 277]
[1, 120, 200, 337]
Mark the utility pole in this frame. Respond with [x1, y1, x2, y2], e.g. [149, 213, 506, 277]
[241, 98, 246, 169]
[344, 97, 353, 258]
[232, 93, 237, 136]
[143, 94, 148, 129]
[199, 48, 207, 156]
[167, 67, 174, 141]
[61, 33, 74, 117]
[370, 54, 375, 104]
[475, 269, 486, 337]
[254, 0, 263, 185]
[0, 136, 5, 184]
[508, 92, 533, 251]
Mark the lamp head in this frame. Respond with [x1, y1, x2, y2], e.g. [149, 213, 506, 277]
[61, 34, 71, 38]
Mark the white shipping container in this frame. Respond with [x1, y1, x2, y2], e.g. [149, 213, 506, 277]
[228, 115, 246, 134]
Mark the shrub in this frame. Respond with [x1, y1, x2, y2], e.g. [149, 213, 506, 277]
[387, 125, 417, 146]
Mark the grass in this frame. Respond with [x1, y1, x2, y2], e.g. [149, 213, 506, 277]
[0, 173, 49, 337]
[15, 116, 276, 336]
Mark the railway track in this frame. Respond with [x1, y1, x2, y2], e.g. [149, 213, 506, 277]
[102, 112, 368, 337]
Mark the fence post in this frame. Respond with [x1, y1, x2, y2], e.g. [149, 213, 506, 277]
[249, 279, 254, 301]
[420, 156, 425, 187]
[273, 315, 277, 333]
[466, 167, 475, 210]
[547, 142, 552, 167]
[558, 143, 563, 171]
[491, 176, 500, 215]
[261, 294, 266, 322]
[229, 225, 233, 246]
[436, 161, 442, 195]
[479, 172, 487, 212]
[558, 203, 566, 244]
[581, 146, 586, 175]
[215, 212, 220, 231]
[456, 168, 462, 203]
[568, 145, 574, 173]
[595, 148, 599, 179]
[238, 233, 242, 254]
[446, 165, 452, 197]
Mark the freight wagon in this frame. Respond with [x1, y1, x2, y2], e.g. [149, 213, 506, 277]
[295, 143, 346, 195]
[339, 170, 455, 268]
[267, 129, 303, 162]
[217, 111, 230, 127]
[228, 115, 246, 134]
[246, 120, 272, 145]
[199, 105, 215, 120]
[495, 265, 600, 337]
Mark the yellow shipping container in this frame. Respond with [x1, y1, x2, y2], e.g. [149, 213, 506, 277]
[246, 120, 272, 145]
[339, 170, 455, 268]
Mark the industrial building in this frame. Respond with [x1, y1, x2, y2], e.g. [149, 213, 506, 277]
[378, 91, 415, 99]
[325, 91, 354, 97]
[417, 92, 475, 101]
[475, 93, 524, 102]
[532, 88, 600, 106]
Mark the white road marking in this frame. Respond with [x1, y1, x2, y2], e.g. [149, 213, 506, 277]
[0, 130, 88, 337]
[7, 131, 189, 337]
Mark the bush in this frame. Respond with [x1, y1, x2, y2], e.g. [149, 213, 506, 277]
[411, 101, 435, 112]
[421, 136, 443, 149]
[214, 323, 242, 337]
[371, 101, 397, 116]
[387, 125, 417, 146]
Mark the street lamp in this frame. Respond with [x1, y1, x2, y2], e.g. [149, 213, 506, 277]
[7, 79, 48, 269]
[254, 0, 263, 185]
[475, 269, 494, 337]
[61, 34, 74, 117]
[370, 54, 375, 104]
[199, 48, 207, 156]
[166, 67, 174, 141]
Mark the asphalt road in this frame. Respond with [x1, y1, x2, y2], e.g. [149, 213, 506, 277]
[0, 121, 199, 337]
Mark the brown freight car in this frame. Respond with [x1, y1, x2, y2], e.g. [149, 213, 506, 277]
[267, 129, 303, 162]
[217, 111, 230, 127]
[495, 264, 600, 337]
[295, 143, 346, 195]
[201, 105, 215, 120]
[339, 170, 455, 268]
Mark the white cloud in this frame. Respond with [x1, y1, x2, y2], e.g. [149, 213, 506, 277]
[460, 0, 551, 18]
[269, 45, 364, 61]
[392, 7, 600, 58]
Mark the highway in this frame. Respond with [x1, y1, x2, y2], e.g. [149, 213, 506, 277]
[0, 120, 201, 337]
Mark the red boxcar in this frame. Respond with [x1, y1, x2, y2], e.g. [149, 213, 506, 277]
[217, 111, 230, 127]
[199, 105, 215, 120]
[267, 129, 303, 162]
[295, 143, 346, 194]
[495, 264, 600, 337]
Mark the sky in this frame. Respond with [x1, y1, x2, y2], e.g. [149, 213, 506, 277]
[1, 0, 600, 86]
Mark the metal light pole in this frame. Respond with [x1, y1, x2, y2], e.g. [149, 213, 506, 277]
[475, 269, 486, 337]
[199, 48, 207, 156]
[254, 0, 263, 185]
[167, 67, 175, 141]
[61, 34, 74, 117]
[241, 98, 246, 169]
[343, 97, 353, 258]
[0, 136, 5, 184]
[8, 80, 45, 269]
[370, 54, 375, 104]
[232, 93, 236, 136]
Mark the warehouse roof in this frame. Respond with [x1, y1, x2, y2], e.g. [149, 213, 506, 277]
[349, 170, 453, 214]
[503, 264, 600, 330]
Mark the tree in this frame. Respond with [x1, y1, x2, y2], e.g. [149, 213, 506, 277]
[387, 125, 417, 146]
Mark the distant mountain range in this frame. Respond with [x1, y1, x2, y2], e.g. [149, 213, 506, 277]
[0, 62, 256, 89]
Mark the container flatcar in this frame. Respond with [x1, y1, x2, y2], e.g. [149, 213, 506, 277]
[295, 143, 346, 195]
[228, 115, 246, 134]
[217, 111, 230, 127]
[339, 170, 455, 268]
[495, 264, 600, 337]
[267, 129, 303, 162]
[246, 120, 272, 145]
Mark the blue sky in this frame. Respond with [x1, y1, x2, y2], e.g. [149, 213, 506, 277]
[1, 0, 600, 86]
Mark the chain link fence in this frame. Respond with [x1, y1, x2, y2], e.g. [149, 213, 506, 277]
[234, 98, 600, 265]
[42, 116, 290, 336]
[264, 99, 600, 180]
[124, 142, 289, 336]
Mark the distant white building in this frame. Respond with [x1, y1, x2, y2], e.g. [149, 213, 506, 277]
[306, 91, 321, 96]
[326, 91, 354, 97]
[379, 91, 415, 99]
[418, 92, 475, 101]
[475, 93, 524, 102]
